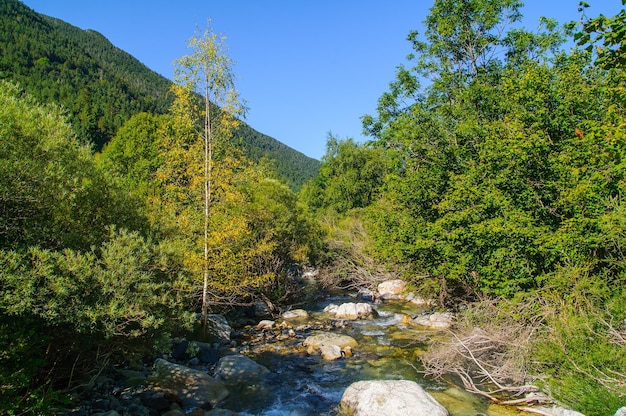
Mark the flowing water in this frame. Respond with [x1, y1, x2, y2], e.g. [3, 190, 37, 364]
[220, 294, 520, 416]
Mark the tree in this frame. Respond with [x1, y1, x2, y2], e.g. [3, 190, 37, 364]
[575, 0, 626, 70]
[173, 20, 245, 328]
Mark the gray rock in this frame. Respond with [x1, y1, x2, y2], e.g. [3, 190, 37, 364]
[161, 410, 185, 416]
[194, 341, 219, 364]
[616, 407, 626, 416]
[206, 409, 239, 415]
[214, 354, 270, 385]
[341, 380, 448, 416]
[93, 411, 121, 416]
[205, 314, 233, 344]
[148, 358, 229, 410]
[254, 300, 272, 318]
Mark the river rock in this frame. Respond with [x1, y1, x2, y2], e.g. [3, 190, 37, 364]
[377, 279, 407, 299]
[526, 407, 585, 416]
[256, 320, 275, 330]
[303, 331, 358, 355]
[340, 380, 448, 416]
[205, 314, 233, 344]
[281, 309, 309, 320]
[323, 302, 378, 319]
[319, 344, 343, 361]
[214, 354, 270, 385]
[404, 292, 434, 306]
[148, 358, 229, 410]
[413, 312, 455, 330]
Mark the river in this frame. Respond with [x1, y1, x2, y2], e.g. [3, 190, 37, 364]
[217, 293, 520, 416]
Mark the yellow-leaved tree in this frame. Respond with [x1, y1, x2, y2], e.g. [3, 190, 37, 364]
[168, 20, 246, 328]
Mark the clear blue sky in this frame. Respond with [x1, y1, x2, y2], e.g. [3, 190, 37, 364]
[20, 0, 624, 160]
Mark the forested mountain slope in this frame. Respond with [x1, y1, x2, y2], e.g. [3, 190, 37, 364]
[0, 0, 319, 189]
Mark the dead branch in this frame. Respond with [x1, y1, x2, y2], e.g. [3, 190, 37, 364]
[421, 298, 545, 406]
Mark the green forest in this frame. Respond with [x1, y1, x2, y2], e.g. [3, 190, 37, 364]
[1, 0, 626, 415]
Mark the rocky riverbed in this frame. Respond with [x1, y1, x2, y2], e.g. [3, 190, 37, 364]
[61, 279, 593, 416]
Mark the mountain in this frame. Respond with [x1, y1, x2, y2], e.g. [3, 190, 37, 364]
[0, 0, 319, 190]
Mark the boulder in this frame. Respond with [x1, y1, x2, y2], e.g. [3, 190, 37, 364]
[193, 341, 219, 364]
[205, 314, 233, 344]
[319, 344, 343, 361]
[303, 331, 357, 356]
[340, 380, 448, 416]
[377, 279, 407, 299]
[254, 300, 272, 318]
[214, 354, 270, 385]
[413, 312, 455, 330]
[323, 302, 377, 320]
[148, 359, 228, 410]
[281, 309, 309, 320]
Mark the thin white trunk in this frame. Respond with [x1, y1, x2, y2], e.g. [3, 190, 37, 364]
[202, 76, 211, 334]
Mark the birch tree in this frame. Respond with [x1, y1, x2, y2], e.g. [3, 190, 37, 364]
[173, 20, 245, 328]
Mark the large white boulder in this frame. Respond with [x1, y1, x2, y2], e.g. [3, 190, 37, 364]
[323, 302, 377, 319]
[377, 279, 407, 298]
[340, 380, 448, 416]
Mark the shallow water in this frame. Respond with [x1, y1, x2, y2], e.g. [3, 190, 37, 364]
[223, 294, 517, 415]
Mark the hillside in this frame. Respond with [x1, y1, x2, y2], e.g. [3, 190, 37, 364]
[0, 0, 319, 189]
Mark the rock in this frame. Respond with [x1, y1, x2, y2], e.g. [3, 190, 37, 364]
[281, 309, 309, 320]
[616, 408, 626, 416]
[319, 344, 343, 361]
[303, 331, 358, 355]
[413, 312, 455, 330]
[528, 407, 585, 416]
[206, 409, 239, 415]
[194, 341, 219, 364]
[214, 354, 270, 385]
[340, 380, 448, 416]
[357, 288, 375, 302]
[205, 314, 233, 344]
[256, 320, 275, 330]
[377, 279, 407, 298]
[161, 410, 185, 416]
[148, 358, 229, 410]
[254, 300, 272, 318]
[172, 339, 190, 360]
[140, 390, 171, 412]
[93, 411, 120, 416]
[323, 302, 377, 320]
[404, 292, 433, 306]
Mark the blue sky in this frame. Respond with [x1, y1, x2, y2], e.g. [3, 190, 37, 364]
[21, 0, 624, 160]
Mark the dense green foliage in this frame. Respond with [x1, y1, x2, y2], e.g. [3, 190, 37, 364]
[0, 0, 319, 189]
[3, 0, 626, 414]
[0, 80, 188, 413]
[303, 0, 626, 412]
[0, 14, 321, 411]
